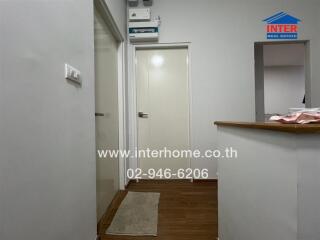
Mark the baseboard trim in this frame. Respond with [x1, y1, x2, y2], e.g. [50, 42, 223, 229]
[193, 179, 218, 183]
[125, 178, 217, 188]
[125, 179, 135, 188]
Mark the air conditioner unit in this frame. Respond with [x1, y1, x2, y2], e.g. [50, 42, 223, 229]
[129, 21, 159, 42]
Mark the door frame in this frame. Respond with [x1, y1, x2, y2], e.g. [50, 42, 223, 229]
[128, 43, 192, 182]
[94, 0, 127, 190]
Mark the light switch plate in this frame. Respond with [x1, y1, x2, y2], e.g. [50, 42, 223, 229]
[65, 64, 81, 84]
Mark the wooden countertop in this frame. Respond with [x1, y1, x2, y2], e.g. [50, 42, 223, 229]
[214, 121, 320, 134]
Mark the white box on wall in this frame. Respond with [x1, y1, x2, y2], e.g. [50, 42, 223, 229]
[129, 8, 151, 21]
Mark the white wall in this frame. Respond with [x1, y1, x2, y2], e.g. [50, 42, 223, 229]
[297, 135, 320, 240]
[264, 66, 305, 115]
[263, 43, 306, 116]
[264, 44, 305, 66]
[311, 8, 320, 106]
[217, 126, 320, 240]
[217, 127, 298, 240]
[104, 0, 127, 37]
[128, 0, 320, 178]
[0, 0, 126, 240]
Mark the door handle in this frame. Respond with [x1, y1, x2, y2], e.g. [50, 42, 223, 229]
[95, 113, 105, 117]
[138, 112, 149, 118]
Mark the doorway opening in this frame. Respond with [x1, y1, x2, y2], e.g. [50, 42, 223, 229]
[254, 41, 311, 121]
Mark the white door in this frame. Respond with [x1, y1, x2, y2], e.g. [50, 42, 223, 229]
[94, 8, 119, 221]
[136, 48, 190, 176]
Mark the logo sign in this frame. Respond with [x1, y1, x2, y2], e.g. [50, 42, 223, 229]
[263, 12, 301, 40]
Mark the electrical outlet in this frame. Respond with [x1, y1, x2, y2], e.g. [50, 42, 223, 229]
[65, 64, 81, 84]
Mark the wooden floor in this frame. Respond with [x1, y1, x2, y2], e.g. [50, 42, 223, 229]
[98, 180, 218, 240]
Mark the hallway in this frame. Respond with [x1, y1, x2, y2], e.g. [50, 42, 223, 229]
[98, 181, 218, 240]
